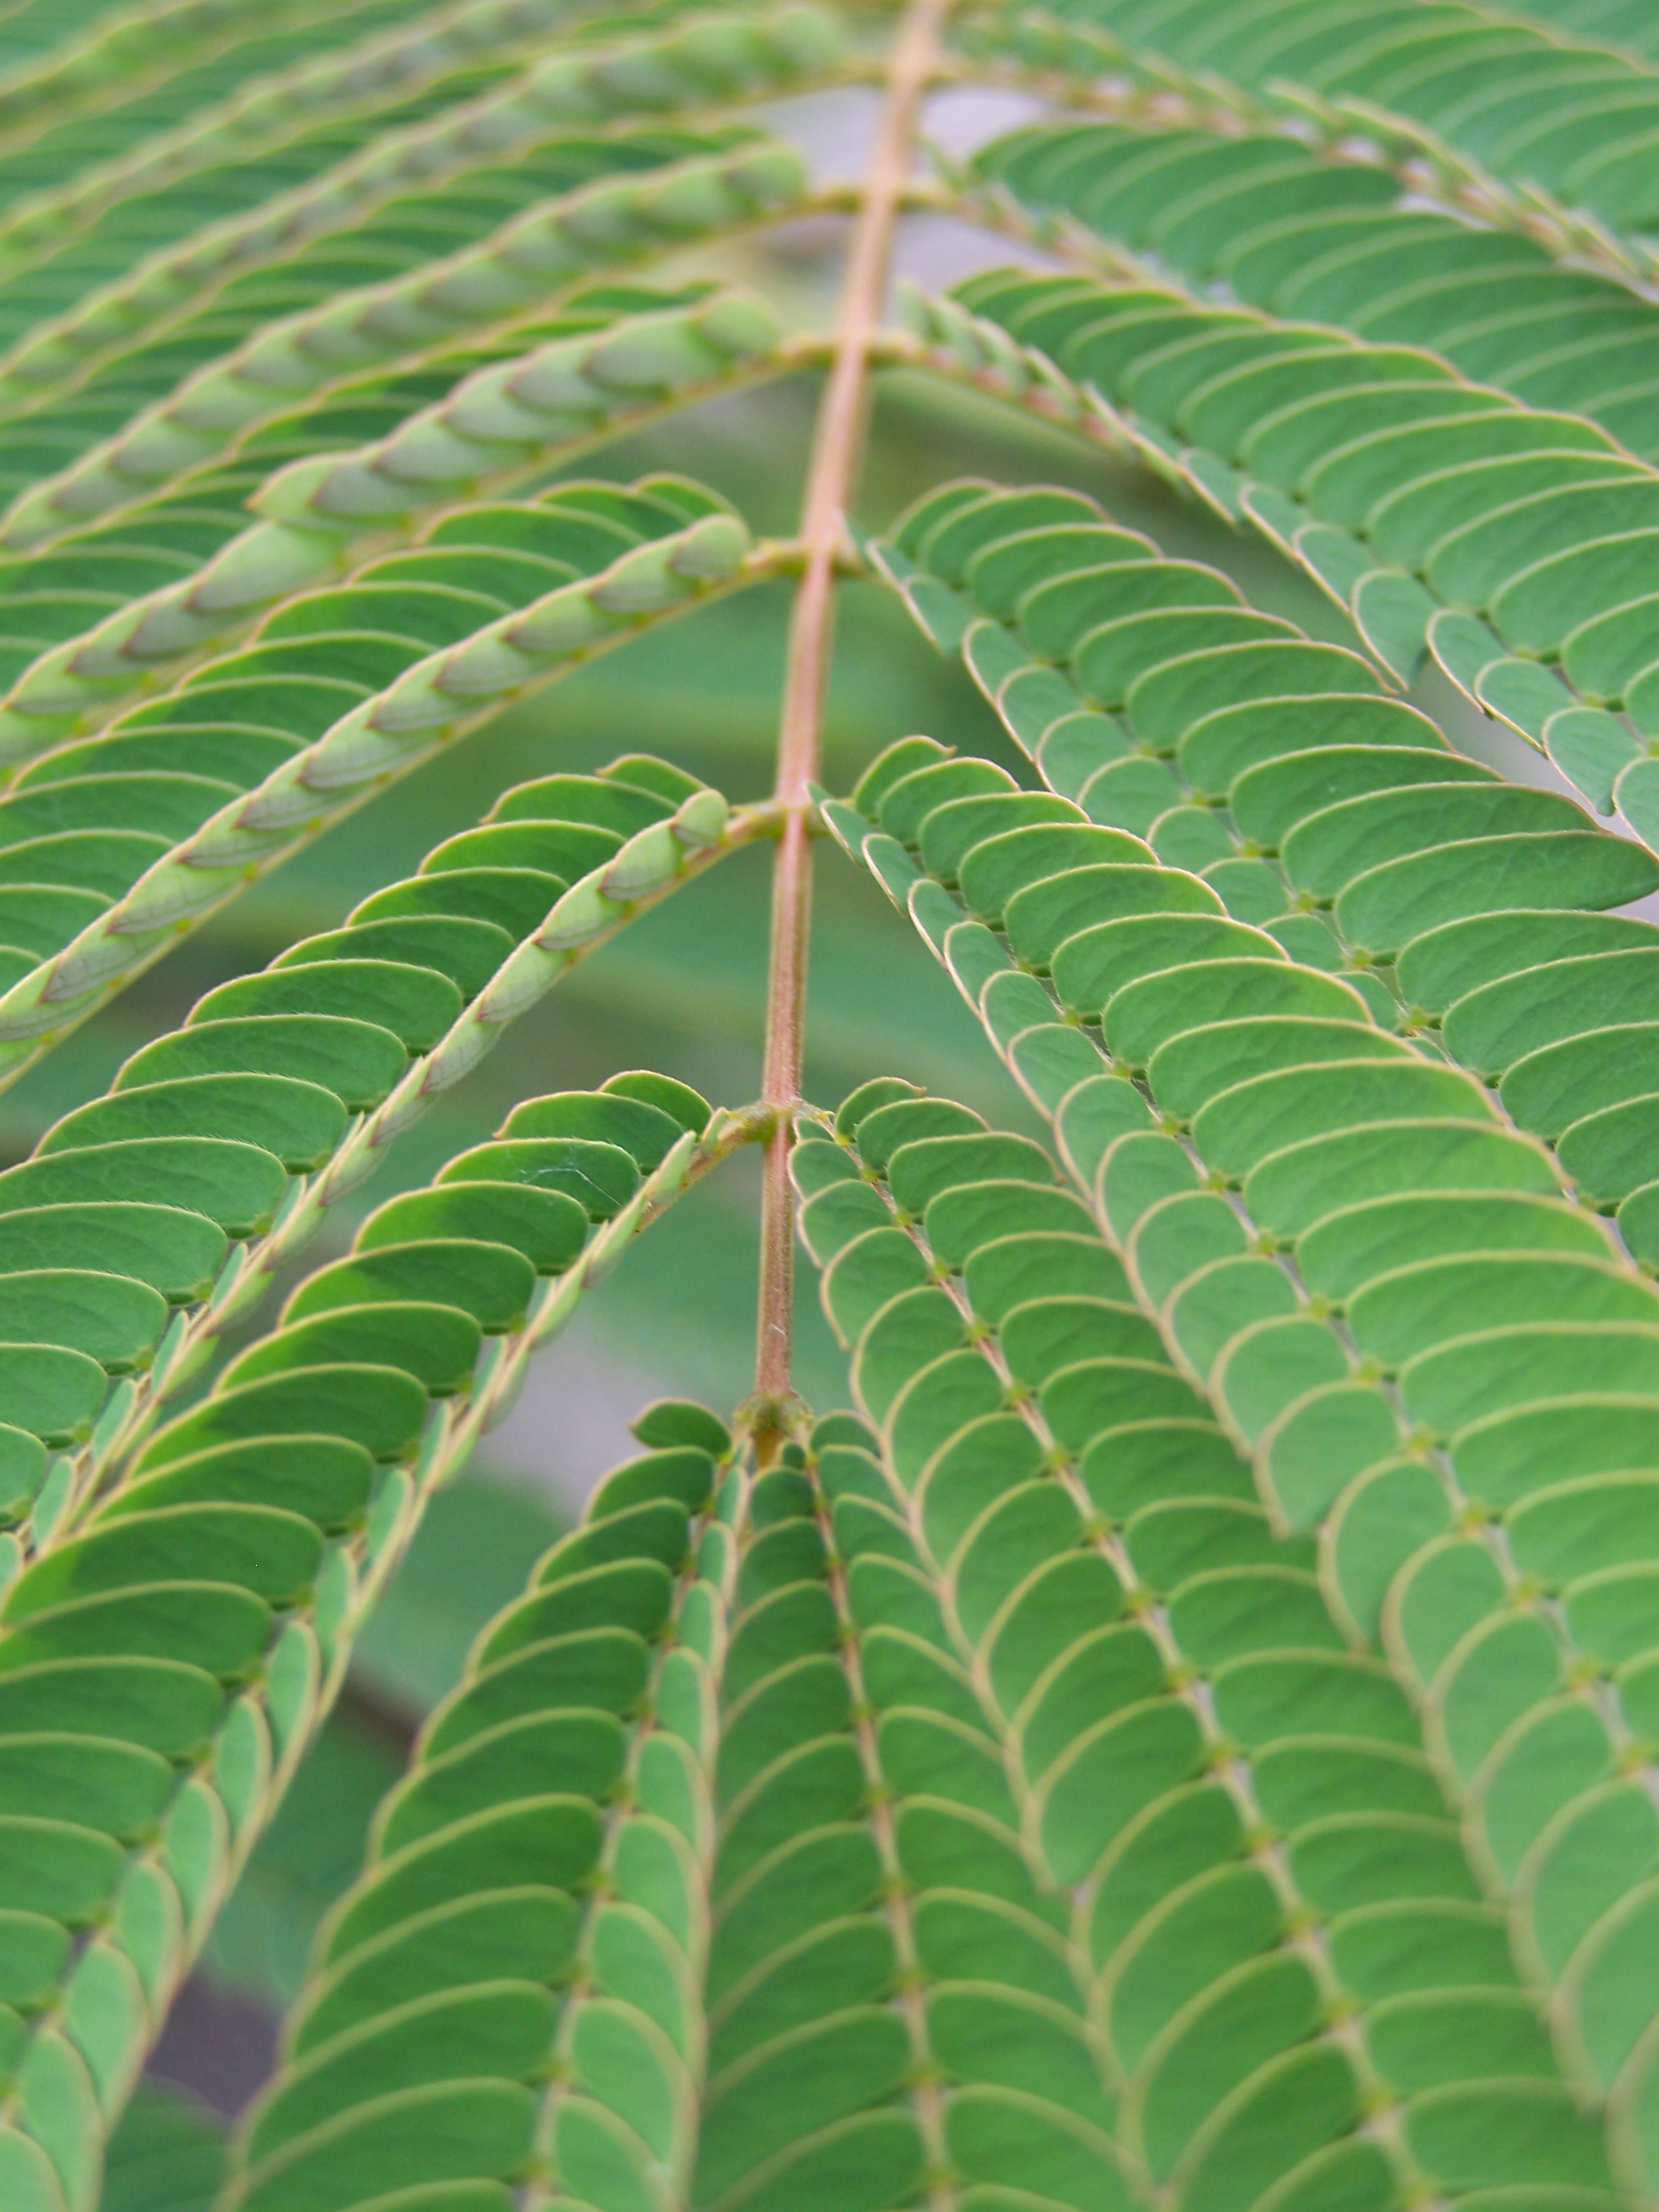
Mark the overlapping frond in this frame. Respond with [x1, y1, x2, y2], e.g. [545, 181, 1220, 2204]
[0, 0, 577, 318]
[819, 471, 1659, 2189]
[0, 473, 761, 1085]
[0, 1077, 737, 2206]
[949, 4, 1659, 285]
[958, 114, 1659, 431]
[227, 1401, 745, 2212]
[801, 1089, 1619, 2208]
[0, 287, 796, 760]
[0, 0, 413, 167]
[0, 735, 755, 1564]
[0, 5, 841, 465]
[227, 1399, 1148, 2212]
[900, 271, 1659, 848]
[960, 0, 1659, 251]
[0, 134, 811, 547]
[0, 0, 442, 233]
[6, 0, 1659, 2203]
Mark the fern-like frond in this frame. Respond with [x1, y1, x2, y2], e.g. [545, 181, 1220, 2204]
[971, 0, 1659, 248]
[820, 475, 1659, 2170]
[957, 110, 1659, 426]
[0, 283, 714, 701]
[0, 0, 382, 145]
[225, 1403, 742, 2212]
[1, 135, 812, 547]
[0, 738, 757, 1563]
[0, 288, 800, 755]
[9, 0, 1659, 2199]
[222, 1067, 1638, 2211]
[950, 6, 1658, 289]
[0, 1078, 742, 2201]
[0, 477, 762, 1085]
[0, 0, 577, 310]
[0, 711, 754, 2130]
[0, 5, 842, 442]
[226, 1399, 1151, 2212]
[901, 272, 1659, 845]
[798, 1087, 1619, 2206]
[0, 0, 455, 331]
[0, 0, 403, 156]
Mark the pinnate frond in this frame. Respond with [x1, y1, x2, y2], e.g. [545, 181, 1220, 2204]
[821, 473, 1659, 2185]
[0, 0, 585, 314]
[802, 1086, 1617, 2206]
[0, 476, 763, 1087]
[4, 0, 1659, 2203]
[950, 4, 1659, 284]
[0, 1075, 738, 2203]
[227, 1397, 1148, 2212]
[0, 4, 842, 444]
[958, 0, 1659, 248]
[901, 273, 1659, 844]
[955, 106, 1659, 395]
[0, 138, 809, 549]
[0, 734, 757, 1563]
[0, 288, 796, 758]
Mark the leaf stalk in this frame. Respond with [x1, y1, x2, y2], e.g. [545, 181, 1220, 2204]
[752, 0, 956, 1430]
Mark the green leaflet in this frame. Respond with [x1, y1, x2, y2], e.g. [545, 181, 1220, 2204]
[0, 1077, 729, 2203]
[102, 2081, 225, 2212]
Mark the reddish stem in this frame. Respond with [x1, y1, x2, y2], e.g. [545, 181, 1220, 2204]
[752, 0, 953, 1411]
